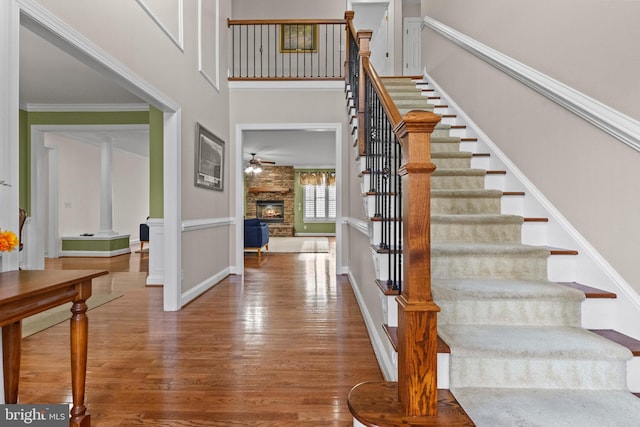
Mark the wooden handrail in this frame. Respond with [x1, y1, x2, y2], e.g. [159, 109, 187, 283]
[227, 18, 346, 26]
[362, 58, 402, 126]
[345, 11, 358, 45]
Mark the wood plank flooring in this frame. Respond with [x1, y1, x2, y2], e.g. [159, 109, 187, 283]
[17, 240, 383, 426]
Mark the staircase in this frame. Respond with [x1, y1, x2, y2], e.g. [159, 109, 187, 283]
[353, 76, 640, 426]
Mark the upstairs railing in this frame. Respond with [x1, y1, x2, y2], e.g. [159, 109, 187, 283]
[345, 12, 443, 423]
[227, 18, 346, 80]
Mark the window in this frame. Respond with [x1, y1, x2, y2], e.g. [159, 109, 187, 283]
[303, 176, 336, 221]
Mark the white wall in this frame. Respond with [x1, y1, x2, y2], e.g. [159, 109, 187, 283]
[421, 0, 640, 294]
[46, 133, 149, 241]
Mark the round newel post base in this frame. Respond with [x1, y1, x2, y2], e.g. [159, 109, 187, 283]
[348, 382, 474, 426]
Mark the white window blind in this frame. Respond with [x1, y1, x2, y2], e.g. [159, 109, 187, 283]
[303, 180, 336, 221]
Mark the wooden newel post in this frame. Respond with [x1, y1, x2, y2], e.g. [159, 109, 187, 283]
[344, 11, 355, 81]
[395, 109, 441, 417]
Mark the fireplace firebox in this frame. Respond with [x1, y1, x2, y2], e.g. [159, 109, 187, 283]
[256, 200, 285, 223]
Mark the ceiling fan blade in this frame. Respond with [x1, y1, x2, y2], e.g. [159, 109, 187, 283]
[259, 160, 276, 164]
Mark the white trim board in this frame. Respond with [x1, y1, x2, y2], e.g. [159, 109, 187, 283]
[422, 16, 640, 154]
[135, 0, 184, 52]
[235, 122, 343, 276]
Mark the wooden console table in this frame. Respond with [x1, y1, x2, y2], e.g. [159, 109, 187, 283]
[0, 269, 108, 427]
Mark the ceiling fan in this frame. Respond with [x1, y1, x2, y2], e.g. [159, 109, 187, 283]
[245, 153, 275, 174]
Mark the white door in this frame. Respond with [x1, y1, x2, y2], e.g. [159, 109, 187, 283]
[351, 2, 392, 75]
[403, 17, 422, 75]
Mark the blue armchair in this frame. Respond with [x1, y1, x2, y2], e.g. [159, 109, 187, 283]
[139, 223, 149, 252]
[244, 218, 269, 259]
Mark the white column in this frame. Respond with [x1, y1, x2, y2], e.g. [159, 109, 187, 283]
[146, 218, 165, 286]
[98, 136, 116, 236]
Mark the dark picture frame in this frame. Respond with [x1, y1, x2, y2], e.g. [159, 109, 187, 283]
[195, 123, 224, 191]
[280, 23, 318, 53]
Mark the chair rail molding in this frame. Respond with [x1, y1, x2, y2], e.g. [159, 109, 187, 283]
[182, 217, 233, 232]
[422, 16, 640, 154]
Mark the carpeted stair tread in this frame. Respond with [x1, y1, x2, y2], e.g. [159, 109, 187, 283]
[386, 87, 424, 93]
[434, 279, 584, 327]
[431, 214, 523, 243]
[398, 108, 434, 116]
[432, 189, 504, 198]
[432, 242, 549, 257]
[433, 278, 585, 302]
[432, 151, 472, 159]
[439, 325, 632, 360]
[432, 168, 486, 177]
[451, 388, 640, 427]
[432, 214, 522, 225]
[432, 151, 473, 168]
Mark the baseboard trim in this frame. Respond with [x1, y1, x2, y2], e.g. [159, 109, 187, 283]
[181, 267, 231, 307]
[59, 248, 131, 258]
[347, 269, 397, 382]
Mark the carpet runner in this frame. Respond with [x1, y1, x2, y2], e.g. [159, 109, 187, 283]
[380, 77, 640, 426]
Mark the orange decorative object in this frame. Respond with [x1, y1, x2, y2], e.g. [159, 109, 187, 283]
[0, 228, 19, 252]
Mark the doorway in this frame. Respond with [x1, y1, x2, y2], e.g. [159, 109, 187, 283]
[235, 123, 344, 275]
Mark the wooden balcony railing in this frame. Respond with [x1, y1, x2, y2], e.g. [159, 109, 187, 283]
[227, 18, 346, 80]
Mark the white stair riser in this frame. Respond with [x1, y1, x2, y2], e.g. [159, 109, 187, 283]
[373, 251, 402, 283]
[470, 156, 491, 170]
[364, 194, 397, 218]
[382, 294, 398, 327]
[547, 254, 577, 282]
[371, 221, 403, 247]
[361, 174, 399, 195]
[501, 194, 524, 216]
[521, 221, 549, 246]
[628, 358, 640, 393]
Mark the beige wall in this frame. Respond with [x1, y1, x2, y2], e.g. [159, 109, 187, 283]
[34, 0, 233, 292]
[229, 88, 349, 266]
[421, 0, 640, 294]
[232, 0, 346, 19]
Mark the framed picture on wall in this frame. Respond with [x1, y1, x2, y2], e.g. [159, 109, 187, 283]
[280, 23, 318, 53]
[195, 123, 224, 191]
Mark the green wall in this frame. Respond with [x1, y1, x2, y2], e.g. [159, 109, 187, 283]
[149, 106, 164, 218]
[18, 109, 163, 218]
[294, 169, 336, 234]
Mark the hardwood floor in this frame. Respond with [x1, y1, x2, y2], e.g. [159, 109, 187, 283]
[18, 240, 383, 426]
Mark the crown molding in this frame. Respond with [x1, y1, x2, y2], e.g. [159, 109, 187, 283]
[20, 103, 150, 112]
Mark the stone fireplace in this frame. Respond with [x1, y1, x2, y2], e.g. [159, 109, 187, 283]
[245, 166, 295, 237]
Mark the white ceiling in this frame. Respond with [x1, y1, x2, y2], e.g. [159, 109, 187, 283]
[19, 25, 336, 167]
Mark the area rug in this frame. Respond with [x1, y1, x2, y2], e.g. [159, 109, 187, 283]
[22, 293, 123, 338]
[267, 237, 329, 253]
